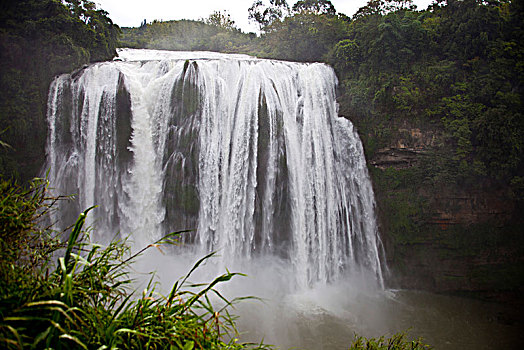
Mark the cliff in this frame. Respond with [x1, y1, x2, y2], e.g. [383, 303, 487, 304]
[329, 0, 524, 312]
[340, 107, 524, 310]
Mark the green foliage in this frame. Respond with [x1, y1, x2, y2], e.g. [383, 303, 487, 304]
[119, 20, 258, 54]
[0, 178, 63, 314]
[349, 332, 431, 349]
[292, 0, 337, 16]
[331, 39, 360, 70]
[0, 181, 272, 349]
[330, 0, 523, 187]
[353, 0, 417, 20]
[248, 0, 290, 32]
[370, 166, 428, 244]
[205, 10, 237, 31]
[391, 76, 421, 112]
[0, 179, 45, 244]
[0, 178, 63, 263]
[0, 0, 119, 183]
[261, 12, 349, 62]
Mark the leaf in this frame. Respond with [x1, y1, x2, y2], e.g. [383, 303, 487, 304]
[2, 325, 22, 348]
[63, 206, 96, 273]
[33, 326, 52, 347]
[150, 243, 164, 254]
[183, 340, 194, 350]
[178, 251, 217, 290]
[59, 334, 88, 349]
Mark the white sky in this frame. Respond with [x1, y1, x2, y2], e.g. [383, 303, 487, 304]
[96, 0, 434, 32]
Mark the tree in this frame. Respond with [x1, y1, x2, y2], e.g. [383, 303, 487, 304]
[292, 0, 336, 15]
[353, 0, 416, 20]
[205, 10, 237, 30]
[263, 11, 349, 61]
[248, 0, 290, 31]
[331, 39, 360, 70]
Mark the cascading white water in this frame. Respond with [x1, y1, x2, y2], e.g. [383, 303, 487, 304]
[45, 48, 385, 288]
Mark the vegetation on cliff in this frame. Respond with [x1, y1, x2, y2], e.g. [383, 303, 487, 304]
[325, 0, 524, 300]
[0, 0, 119, 182]
[330, 0, 523, 189]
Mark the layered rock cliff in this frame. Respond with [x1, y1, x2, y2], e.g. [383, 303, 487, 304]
[339, 102, 523, 311]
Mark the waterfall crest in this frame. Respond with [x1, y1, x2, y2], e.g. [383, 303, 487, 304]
[45, 48, 385, 288]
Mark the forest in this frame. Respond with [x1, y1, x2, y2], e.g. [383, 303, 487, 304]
[1, 0, 523, 348]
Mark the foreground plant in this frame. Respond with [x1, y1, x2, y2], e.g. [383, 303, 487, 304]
[0, 178, 271, 349]
[349, 332, 432, 350]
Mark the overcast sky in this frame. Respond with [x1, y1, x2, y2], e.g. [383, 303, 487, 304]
[95, 0, 434, 32]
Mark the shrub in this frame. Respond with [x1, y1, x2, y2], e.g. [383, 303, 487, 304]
[0, 179, 271, 349]
[349, 332, 432, 349]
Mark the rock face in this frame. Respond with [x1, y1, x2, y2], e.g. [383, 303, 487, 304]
[345, 114, 524, 309]
[370, 126, 437, 169]
[371, 147, 421, 169]
[426, 187, 515, 228]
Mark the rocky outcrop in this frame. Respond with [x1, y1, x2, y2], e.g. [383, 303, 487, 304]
[370, 147, 424, 169]
[368, 123, 437, 167]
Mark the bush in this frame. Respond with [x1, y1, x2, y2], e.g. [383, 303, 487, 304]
[349, 332, 432, 349]
[0, 179, 271, 349]
[0, 178, 63, 312]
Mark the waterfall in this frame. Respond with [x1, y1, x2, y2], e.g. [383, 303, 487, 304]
[45, 48, 385, 288]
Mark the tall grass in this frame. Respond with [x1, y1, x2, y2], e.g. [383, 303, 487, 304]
[0, 178, 271, 349]
[349, 332, 431, 350]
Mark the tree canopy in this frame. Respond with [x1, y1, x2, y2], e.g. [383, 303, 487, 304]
[119, 19, 256, 53]
[248, 0, 290, 31]
[292, 0, 337, 15]
[0, 0, 119, 182]
[330, 0, 523, 190]
[205, 10, 237, 30]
